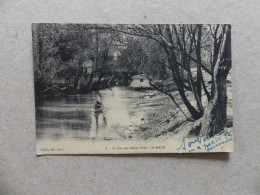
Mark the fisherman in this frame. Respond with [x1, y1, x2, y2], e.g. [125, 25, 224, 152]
[95, 101, 103, 109]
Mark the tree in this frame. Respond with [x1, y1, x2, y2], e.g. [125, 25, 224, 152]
[200, 25, 231, 136]
[33, 24, 232, 137]
[102, 24, 231, 136]
[32, 24, 119, 93]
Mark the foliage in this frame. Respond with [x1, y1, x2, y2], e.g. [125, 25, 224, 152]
[33, 24, 232, 136]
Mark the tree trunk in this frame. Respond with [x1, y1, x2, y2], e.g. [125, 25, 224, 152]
[166, 51, 201, 120]
[200, 25, 231, 137]
[196, 25, 202, 103]
[93, 73, 103, 89]
[200, 70, 228, 136]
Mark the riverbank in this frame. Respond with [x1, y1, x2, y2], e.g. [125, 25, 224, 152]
[35, 78, 232, 142]
[34, 71, 133, 101]
[118, 90, 189, 140]
[123, 74, 232, 141]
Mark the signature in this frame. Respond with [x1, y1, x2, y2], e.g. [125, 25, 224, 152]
[177, 130, 233, 153]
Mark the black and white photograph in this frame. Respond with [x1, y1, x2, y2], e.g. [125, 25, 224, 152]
[32, 23, 233, 154]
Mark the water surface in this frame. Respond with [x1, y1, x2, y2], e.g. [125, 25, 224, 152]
[36, 87, 148, 141]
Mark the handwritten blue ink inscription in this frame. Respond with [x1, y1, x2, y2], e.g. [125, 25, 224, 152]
[177, 130, 233, 153]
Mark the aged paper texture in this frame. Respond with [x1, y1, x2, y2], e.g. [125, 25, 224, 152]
[32, 23, 233, 155]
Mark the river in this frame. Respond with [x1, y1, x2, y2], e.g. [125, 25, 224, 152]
[36, 87, 155, 141]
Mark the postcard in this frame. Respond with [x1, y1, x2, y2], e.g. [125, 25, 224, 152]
[32, 24, 233, 155]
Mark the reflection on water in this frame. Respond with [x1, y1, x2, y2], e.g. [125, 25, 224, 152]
[36, 87, 146, 141]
